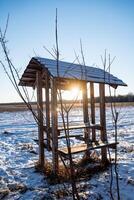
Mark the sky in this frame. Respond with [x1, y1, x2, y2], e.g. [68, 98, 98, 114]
[0, 0, 134, 103]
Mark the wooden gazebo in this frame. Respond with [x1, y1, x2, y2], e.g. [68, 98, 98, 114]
[19, 57, 127, 174]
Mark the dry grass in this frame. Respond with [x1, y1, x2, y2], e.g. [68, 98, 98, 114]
[34, 151, 110, 184]
[35, 160, 70, 184]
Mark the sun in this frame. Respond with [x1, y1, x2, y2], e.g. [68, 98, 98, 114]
[62, 87, 81, 100]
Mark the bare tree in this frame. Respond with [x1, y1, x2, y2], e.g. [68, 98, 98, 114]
[54, 8, 80, 199]
[101, 51, 120, 200]
[0, 16, 41, 124]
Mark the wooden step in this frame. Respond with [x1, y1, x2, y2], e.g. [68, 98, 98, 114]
[58, 141, 118, 157]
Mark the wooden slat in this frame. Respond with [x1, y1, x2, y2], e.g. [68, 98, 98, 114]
[26, 68, 40, 73]
[19, 81, 35, 87]
[58, 134, 83, 139]
[23, 72, 36, 77]
[28, 64, 42, 70]
[21, 77, 35, 81]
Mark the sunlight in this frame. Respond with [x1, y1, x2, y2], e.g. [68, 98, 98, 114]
[62, 87, 81, 100]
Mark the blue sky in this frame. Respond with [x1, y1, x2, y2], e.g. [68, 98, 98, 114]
[0, 0, 134, 103]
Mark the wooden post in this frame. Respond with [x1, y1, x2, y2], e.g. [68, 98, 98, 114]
[82, 81, 90, 142]
[90, 82, 96, 141]
[51, 78, 58, 174]
[36, 71, 44, 169]
[45, 71, 50, 150]
[99, 83, 107, 162]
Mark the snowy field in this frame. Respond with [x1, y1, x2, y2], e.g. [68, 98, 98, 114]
[0, 105, 134, 200]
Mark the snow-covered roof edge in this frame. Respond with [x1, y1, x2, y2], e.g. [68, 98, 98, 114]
[19, 57, 127, 87]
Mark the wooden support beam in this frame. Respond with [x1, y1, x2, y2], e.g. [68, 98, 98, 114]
[90, 82, 96, 141]
[99, 83, 107, 162]
[45, 71, 51, 151]
[82, 82, 90, 142]
[51, 78, 58, 174]
[36, 71, 44, 170]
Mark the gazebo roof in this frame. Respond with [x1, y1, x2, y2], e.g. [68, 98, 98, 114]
[19, 57, 127, 87]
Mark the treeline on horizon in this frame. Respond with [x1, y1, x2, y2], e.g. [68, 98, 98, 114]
[95, 93, 134, 103]
[0, 93, 134, 106]
[62, 93, 134, 104]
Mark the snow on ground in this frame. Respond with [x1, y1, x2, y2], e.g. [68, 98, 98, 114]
[0, 105, 134, 199]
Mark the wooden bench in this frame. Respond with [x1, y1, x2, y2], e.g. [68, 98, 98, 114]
[58, 123, 102, 131]
[43, 123, 102, 132]
[43, 123, 102, 138]
[58, 141, 118, 158]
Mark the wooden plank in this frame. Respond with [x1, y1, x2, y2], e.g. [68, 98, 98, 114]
[58, 141, 118, 156]
[26, 68, 40, 73]
[19, 81, 35, 87]
[82, 82, 90, 142]
[36, 71, 44, 169]
[51, 78, 58, 174]
[58, 134, 83, 139]
[22, 71, 36, 76]
[58, 123, 102, 131]
[21, 77, 35, 81]
[99, 83, 107, 162]
[28, 64, 42, 70]
[45, 71, 50, 150]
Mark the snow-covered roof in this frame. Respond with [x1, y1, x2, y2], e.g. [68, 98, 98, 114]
[19, 57, 127, 87]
